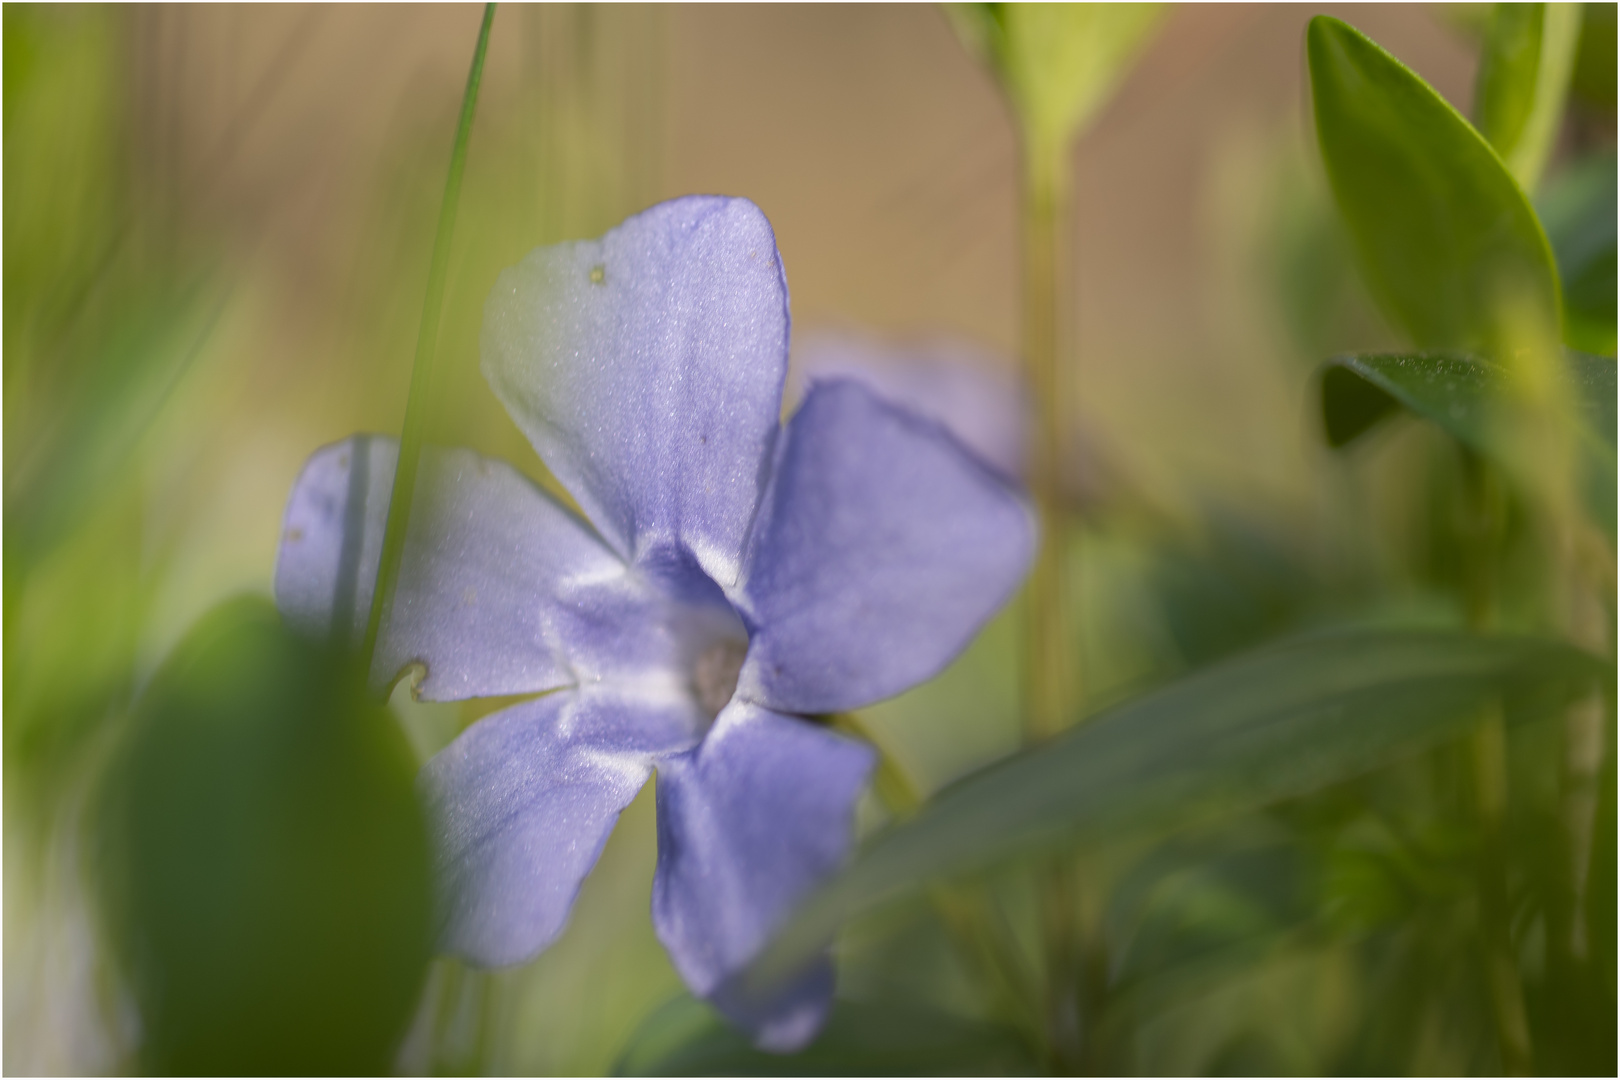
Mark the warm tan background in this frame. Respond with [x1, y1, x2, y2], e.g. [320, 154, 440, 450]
[119, 4, 1475, 663]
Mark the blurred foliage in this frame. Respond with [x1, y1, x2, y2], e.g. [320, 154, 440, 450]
[1538, 150, 1618, 355]
[946, 3, 1163, 165]
[1472, 3, 1581, 192]
[4, 5, 1615, 1077]
[1570, 2, 1619, 112]
[94, 598, 432, 1074]
[617, 993, 1037, 1076]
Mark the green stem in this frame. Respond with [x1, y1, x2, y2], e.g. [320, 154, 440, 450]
[1021, 138, 1075, 745]
[1021, 134, 1095, 1073]
[1459, 446, 1533, 1075]
[361, 3, 496, 675]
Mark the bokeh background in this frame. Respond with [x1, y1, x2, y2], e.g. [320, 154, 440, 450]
[6, 4, 1613, 1074]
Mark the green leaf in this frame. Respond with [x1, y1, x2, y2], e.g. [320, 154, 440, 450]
[1319, 352, 1506, 451]
[742, 629, 1602, 994]
[948, 3, 1163, 160]
[1538, 151, 1618, 356]
[1317, 350, 1616, 534]
[1474, 3, 1583, 193]
[96, 597, 433, 1074]
[613, 994, 1036, 1076]
[1307, 16, 1563, 353]
[1570, 1, 1619, 111]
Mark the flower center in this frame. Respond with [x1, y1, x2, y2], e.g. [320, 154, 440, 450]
[693, 638, 747, 718]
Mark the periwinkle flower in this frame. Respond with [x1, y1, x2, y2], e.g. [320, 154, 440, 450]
[273, 196, 1034, 1050]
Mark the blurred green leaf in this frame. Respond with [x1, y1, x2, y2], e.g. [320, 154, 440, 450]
[745, 629, 1602, 993]
[95, 597, 432, 1074]
[614, 994, 1035, 1076]
[1473, 3, 1582, 193]
[1318, 350, 1616, 533]
[1538, 151, 1618, 356]
[1145, 505, 1334, 670]
[947, 3, 1163, 161]
[1570, 2, 1619, 110]
[1307, 16, 1563, 353]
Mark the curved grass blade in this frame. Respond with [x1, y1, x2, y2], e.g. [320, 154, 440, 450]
[362, 3, 495, 666]
[1307, 16, 1562, 352]
[740, 629, 1604, 995]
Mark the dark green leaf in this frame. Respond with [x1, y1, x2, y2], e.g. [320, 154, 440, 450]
[1570, 2, 1619, 111]
[743, 629, 1602, 993]
[95, 597, 433, 1075]
[1319, 352, 1505, 451]
[614, 994, 1036, 1076]
[1307, 16, 1562, 352]
[1317, 349, 1616, 534]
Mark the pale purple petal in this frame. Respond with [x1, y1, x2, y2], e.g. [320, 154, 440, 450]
[481, 196, 790, 588]
[793, 330, 1028, 480]
[423, 687, 704, 968]
[651, 703, 874, 1051]
[734, 380, 1036, 715]
[274, 435, 682, 700]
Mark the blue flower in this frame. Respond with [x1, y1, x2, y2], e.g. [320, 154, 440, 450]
[273, 196, 1034, 1050]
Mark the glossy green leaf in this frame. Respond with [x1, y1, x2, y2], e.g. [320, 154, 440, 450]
[614, 994, 1035, 1076]
[949, 3, 1163, 159]
[1307, 16, 1563, 353]
[1538, 151, 1618, 356]
[1474, 3, 1582, 192]
[1317, 350, 1616, 534]
[743, 629, 1602, 993]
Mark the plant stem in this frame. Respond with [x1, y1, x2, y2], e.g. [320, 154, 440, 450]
[1021, 138, 1076, 745]
[1021, 133, 1096, 1072]
[361, 3, 496, 676]
[1459, 446, 1533, 1075]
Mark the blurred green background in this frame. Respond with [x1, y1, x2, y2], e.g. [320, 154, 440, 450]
[5, 4, 1613, 1075]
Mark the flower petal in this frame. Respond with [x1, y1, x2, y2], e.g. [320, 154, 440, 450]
[422, 687, 703, 968]
[793, 330, 1028, 481]
[651, 704, 874, 1051]
[735, 380, 1036, 715]
[481, 196, 790, 588]
[274, 435, 668, 700]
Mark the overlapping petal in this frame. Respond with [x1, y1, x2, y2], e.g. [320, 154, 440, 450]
[794, 331, 1028, 480]
[274, 435, 677, 701]
[735, 380, 1036, 715]
[650, 703, 874, 1051]
[421, 687, 704, 967]
[481, 196, 790, 588]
